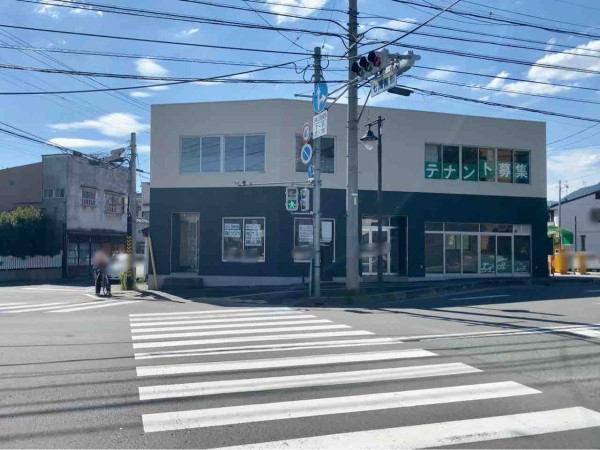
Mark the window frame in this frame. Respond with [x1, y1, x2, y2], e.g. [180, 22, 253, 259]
[104, 191, 125, 214]
[180, 134, 266, 175]
[295, 134, 335, 174]
[222, 216, 266, 263]
[293, 217, 336, 263]
[81, 187, 97, 207]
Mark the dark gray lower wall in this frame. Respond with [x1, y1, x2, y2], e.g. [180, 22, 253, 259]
[0, 268, 63, 284]
[150, 187, 549, 279]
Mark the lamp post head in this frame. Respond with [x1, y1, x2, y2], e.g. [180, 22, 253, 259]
[360, 127, 378, 151]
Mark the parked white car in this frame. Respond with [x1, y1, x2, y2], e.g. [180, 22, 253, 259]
[105, 254, 146, 281]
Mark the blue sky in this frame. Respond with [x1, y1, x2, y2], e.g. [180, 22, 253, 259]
[0, 0, 598, 199]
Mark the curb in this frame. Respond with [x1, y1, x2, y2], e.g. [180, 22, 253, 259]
[132, 288, 193, 303]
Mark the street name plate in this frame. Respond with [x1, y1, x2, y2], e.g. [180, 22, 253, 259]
[371, 70, 398, 97]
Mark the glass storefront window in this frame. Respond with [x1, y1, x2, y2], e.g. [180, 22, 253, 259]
[480, 235, 496, 274]
[462, 235, 478, 274]
[172, 213, 200, 272]
[481, 223, 512, 233]
[497, 149, 513, 183]
[479, 148, 495, 181]
[424, 144, 442, 179]
[497, 235, 513, 273]
[223, 217, 265, 263]
[514, 151, 530, 184]
[461, 147, 478, 181]
[445, 223, 479, 232]
[442, 145, 459, 180]
[445, 234, 461, 273]
[425, 233, 444, 274]
[425, 222, 443, 231]
[514, 235, 531, 273]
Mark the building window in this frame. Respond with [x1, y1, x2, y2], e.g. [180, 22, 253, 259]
[295, 136, 334, 173]
[442, 145, 459, 180]
[425, 233, 444, 274]
[223, 217, 265, 262]
[105, 192, 125, 214]
[424, 144, 441, 179]
[497, 149, 513, 183]
[180, 134, 265, 174]
[293, 218, 335, 262]
[479, 147, 496, 181]
[513, 151, 530, 184]
[68, 242, 78, 266]
[78, 242, 90, 266]
[514, 235, 531, 273]
[44, 188, 64, 198]
[581, 235, 587, 252]
[81, 188, 96, 207]
[461, 147, 478, 181]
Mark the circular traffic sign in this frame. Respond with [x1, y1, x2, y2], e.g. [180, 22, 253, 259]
[301, 143, 313, 165]
[302, 123, 311, 143]
[312, 81, 328, 114]
[307, 164, 315, 180]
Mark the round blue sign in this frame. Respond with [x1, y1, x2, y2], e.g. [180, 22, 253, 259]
[308, 164, 315, 179]
[301, 143, 313, 165]
[312, 81, 328, 114]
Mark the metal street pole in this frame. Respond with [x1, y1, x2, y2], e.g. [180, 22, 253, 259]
[127, 132, 137, 288]
[558, 180, 562, 250]
[346, 0, 360, 293]
[376, 116, 383, 286]
[313, 46, 322, 297]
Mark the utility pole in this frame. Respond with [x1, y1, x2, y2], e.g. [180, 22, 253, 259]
[313, 46, 322, 297]
[558, 180, 562, 250]
[375, 117, 384, 286]
[127, 132, 137, 289]
[346, 0, 360, 293]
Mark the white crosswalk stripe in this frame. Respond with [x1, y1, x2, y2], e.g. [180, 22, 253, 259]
[216, 407, 600, 449]
[136, 349, 436, 377]
[127, 306, 600, 446]
[138, 363, 481, 400]
[133, 337, 404, 360]
[142, 382, 540, 432]
[50, 300, 142, 312]
[0, 300, 145, 314]
[0, 302, 70, 311]
[130, 318, 333, 333]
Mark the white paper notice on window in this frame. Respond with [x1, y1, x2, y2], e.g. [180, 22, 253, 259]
[224, 222, 241, 238]
[244, 223, 262, 247]
[298, 224, 314, 244]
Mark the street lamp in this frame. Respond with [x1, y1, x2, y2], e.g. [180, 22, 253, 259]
[360, 116, 385, 286]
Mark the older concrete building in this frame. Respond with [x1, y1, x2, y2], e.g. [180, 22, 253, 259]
[1, 154, 130, 276]
[150, 99, 547, 287]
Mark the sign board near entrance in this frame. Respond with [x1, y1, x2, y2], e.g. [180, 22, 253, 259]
[244, 223, 262, 247]
[313, 110, 327, 139]
[298, 224, 313, 244]
[224, 222, 241, 238]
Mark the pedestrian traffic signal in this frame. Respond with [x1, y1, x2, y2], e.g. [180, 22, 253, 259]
[300, 188, 310, 212]
[285, 187, 299, 211]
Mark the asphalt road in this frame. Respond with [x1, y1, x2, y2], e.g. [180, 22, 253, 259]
[1, 282, 600, 448]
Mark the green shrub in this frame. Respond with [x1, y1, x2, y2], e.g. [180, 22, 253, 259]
[0, 207, 60, 257]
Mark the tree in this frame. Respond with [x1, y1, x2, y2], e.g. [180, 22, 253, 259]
[0, 207, 60, 257]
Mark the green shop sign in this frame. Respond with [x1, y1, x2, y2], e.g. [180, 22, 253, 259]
[462, 163, 477, 181]
[424, 162, 441, 179]
[442, 162, 459, 180]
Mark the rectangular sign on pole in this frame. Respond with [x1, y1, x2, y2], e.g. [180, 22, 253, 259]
[370, 70, 398, 97]
[313, 110, 328, 139]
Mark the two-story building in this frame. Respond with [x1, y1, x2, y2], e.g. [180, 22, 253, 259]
[0, 153, 130, 277]
[149, 99, 548, 288]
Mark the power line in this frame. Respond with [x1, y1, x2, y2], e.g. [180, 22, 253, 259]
[403, 74, 600, 105]
[401, 84, 600, 122]
[0, 23, 317, 56]
[548, 123, 600, 145]
[552, 0, 600, 12]
[390, 0, 600, 39]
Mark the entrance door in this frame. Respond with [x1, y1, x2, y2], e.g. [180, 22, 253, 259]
[361, 217, 397, 275]
[171, 213, 200, 272]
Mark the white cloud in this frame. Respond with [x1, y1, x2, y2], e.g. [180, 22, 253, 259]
[362, 19, 416, 41]
[264, 0, 328, 24]
[545, 37, 557, 51]
[178, 28, 199, 37]
[147, 85, 169, 91]
[35, 0, 102, 18]
[49, 113, 149, 138]
[48, 138, 120, 149]
[547, 145, 600, 199]
[137, 145, 151, 153]
[528, 40, 600, 83]
[485, 71, 510, 89]
[135, 58, 169, 77]
[130, 91, 152, 98]
[424, 65, 457, 80]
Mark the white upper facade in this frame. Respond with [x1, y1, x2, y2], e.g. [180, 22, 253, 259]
[151, 99, 546, 199]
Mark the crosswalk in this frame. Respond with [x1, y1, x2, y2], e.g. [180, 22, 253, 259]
[129, 306, 600, 448]
[0, 298, 142, 314]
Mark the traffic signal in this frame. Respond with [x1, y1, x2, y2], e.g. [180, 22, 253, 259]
[351, 49, 391, 80]
[300, 188, 310, 212]
[285, 187, 299, 211]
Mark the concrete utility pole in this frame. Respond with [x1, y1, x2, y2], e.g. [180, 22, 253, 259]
[313, 46, 322, 297]
[346, 0, 360, 293]
[127, 132, 137, 288]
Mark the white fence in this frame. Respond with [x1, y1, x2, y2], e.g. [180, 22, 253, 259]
[0, 253, 62, 271]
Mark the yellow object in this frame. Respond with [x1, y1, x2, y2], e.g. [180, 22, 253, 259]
[574, 252, 587, 275]
[554, 248, 568, 274]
